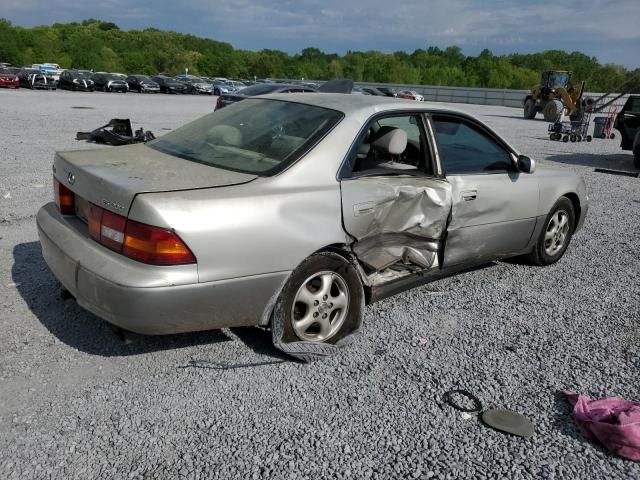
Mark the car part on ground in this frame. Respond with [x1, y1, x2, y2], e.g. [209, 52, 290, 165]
[37, 94, 588, 360]
[613, 95, 640, 169]
[76, 118, 155, 146]
[593, 168, 640, 178]
[443, 389, 535, 437]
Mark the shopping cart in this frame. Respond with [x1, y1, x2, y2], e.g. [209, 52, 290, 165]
[593, 106, 617, 139]
[548, 111, 593, 142]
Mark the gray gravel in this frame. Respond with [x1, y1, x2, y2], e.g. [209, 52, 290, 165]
[1, 89, 639, 479]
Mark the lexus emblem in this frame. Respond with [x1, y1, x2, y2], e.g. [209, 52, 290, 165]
[67, 172, 76, 185]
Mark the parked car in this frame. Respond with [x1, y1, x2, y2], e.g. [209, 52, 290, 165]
[226, 80, 246, 92]
[398, 90, 424, 101]
[37, 94, 588, 356]
[18, 68, 57, 90]
[613, 95, 640, 168]
[0, 68, 19, 88]
[151, 75, 192, 94]
[209, 79, 233, 96]
[174, 75, 213, 95]
[91, 73, 128, 93]
[126, 75, 160, 93]
[58, 70, 95, 91]
[352, 86, 373, 95]
[376, 87, 398, 97]
[33, 63, 63, 82]
[359, 86, 387, 96]
[216, 83, 317, 109]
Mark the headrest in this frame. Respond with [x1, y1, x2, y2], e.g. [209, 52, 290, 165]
[209, 125, 242, 146]
[371, 128, 407, 155]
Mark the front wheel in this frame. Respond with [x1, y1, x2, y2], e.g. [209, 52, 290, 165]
[633, 131, 640, 169]
[272, 252, 364, 350]
[526, 197, 575, 266]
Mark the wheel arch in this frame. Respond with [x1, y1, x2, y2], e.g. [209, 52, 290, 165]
[257, 243, 369, 326]
[562, 192, 581, 232]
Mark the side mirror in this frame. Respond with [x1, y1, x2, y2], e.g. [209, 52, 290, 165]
[517, 155, 536, 174]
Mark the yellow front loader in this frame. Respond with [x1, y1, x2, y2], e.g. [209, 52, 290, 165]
[523, 71, 587, 121]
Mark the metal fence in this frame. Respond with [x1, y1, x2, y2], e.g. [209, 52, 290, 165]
[356, 82, 627, 110]
[357, 82, 528, 108]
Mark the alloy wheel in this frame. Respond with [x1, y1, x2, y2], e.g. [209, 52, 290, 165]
[291, 271, 349, 342]
[544, 210, 570, 256]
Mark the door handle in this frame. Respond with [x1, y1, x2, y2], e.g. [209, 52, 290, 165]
[461, 189, 477, 201]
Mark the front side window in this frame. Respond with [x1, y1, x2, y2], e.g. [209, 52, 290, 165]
[150, 99, 343, 175]
[432, 116, 514, 174]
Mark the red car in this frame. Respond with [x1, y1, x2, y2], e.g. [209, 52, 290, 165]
[0, 69, 19, 88]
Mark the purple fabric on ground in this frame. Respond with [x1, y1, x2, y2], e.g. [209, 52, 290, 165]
[565, 391, 640, 461]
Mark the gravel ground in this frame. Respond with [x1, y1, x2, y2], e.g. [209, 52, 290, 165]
[1, 89, 639, 479]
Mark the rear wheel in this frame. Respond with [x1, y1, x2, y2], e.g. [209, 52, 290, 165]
[524, 98, 537, 119]
[526, 197, 575, 266]
[272, 252, 364, 346]
[543, 100, 564, 122]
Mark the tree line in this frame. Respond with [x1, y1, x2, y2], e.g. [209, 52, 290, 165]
[1, 18, 638, 92]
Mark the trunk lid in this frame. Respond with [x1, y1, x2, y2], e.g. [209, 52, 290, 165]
[54, 143, 257, 215]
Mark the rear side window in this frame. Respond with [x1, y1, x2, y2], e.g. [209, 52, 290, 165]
[432, 116, 514, 174]
[150, 99, 343, 176]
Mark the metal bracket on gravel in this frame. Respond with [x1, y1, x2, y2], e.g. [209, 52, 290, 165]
[443, 389, 484, 413]
[443, 389, 535, 437]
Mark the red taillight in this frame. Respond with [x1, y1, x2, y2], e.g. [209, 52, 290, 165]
[54, 178, 75, 215]
[87, 202, 195, 265]
[123, 220, 196, 265]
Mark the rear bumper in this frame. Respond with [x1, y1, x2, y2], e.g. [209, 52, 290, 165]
[36, 203, 289, 334]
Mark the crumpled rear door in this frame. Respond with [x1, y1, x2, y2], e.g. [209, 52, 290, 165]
[340, 176, 452, 272]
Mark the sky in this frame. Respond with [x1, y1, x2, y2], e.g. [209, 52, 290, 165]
[3, 0, 639, 68]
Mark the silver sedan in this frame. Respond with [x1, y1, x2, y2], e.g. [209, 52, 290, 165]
[37, 94, 588, 356]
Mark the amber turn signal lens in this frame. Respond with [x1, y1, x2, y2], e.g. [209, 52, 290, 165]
[54, 178, 75, 215]
[123, 220, 196, 265]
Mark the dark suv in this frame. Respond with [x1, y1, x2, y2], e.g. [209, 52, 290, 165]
[614, 95, 640, 168]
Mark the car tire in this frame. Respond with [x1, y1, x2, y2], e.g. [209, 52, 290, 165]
[523, 98, 537, 119]
[526, 197, 575, 266]
[633, 131, 640, 169]
[272, 252, 364, 349]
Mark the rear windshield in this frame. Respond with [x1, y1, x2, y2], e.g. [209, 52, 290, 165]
[149, 99, 343, 175]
